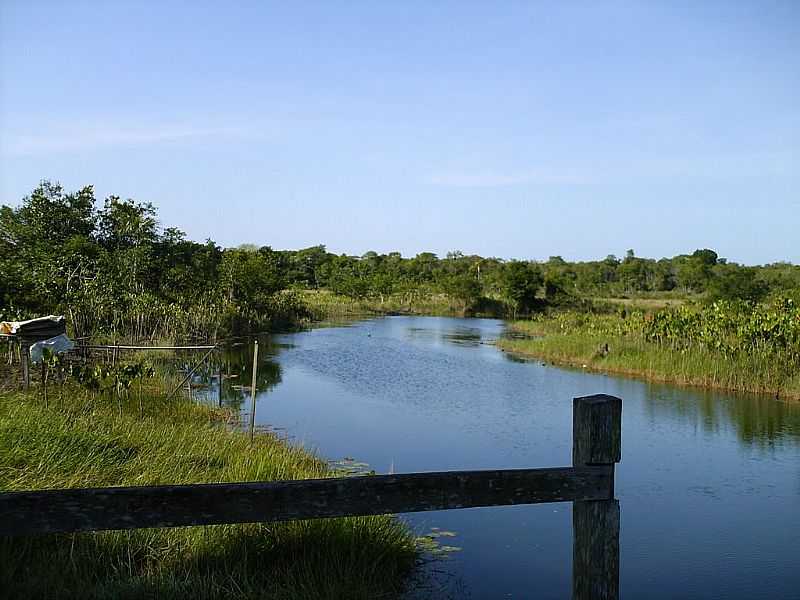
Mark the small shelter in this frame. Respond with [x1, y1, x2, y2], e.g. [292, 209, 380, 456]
[0, 315, 66, 341]
[1, 315, 69, 387]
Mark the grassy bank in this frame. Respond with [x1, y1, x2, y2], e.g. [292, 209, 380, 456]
[299, 289, 466, 320]
[498, 317, 800, 401]
[0, 380, 417, 599]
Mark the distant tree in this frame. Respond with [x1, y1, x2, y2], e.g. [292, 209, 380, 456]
[676, 249, 719, 293]
[220, 248, 284, 307]
[692, 249, 719, 266]
[707, 265, 768, 304]
[441, 273, 481, 310]
[503, 261, 543, 316]
[544, 271, 577, 306]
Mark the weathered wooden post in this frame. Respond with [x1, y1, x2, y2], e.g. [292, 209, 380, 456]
[572, 394, 621, 600]
[21, 342, 30, 390]
[249, 340, 259, 443]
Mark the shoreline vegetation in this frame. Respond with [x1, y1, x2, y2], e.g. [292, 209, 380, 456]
[0, 367, 417, 599]
[497, 308, 800, 402]
[299, 289, 485, 320]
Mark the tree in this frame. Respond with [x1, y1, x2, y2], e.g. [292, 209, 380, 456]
[220, 248, 285, 308]
[441, 273, 481, 311]
[503, 261, 543, 316]
[676, 249, 719, 293]
[544, 272, 576, 306]
[707, 265, 768, 304]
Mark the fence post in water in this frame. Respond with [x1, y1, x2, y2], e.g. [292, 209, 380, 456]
[572, 394, 622, 600]
[218, 358, 223, 408]
[249, 340, 259, 443]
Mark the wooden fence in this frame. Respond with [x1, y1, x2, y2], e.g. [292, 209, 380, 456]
[0, 394, 622, 599]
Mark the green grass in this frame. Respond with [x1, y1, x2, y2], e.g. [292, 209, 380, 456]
[588, 295, 688, 311]
[499, 319, 800, 400]
[0, 383, 417, 599]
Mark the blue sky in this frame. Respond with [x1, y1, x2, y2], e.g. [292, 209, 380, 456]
[1, 0, 798, 264]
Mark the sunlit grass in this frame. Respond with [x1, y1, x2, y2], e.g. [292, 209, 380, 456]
[499, 319, 800, 400]
[0, 386, 417, 599]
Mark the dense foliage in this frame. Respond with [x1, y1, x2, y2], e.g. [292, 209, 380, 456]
[544, 299, 800, 363]
[2, 181, 799, 338]
[0, 182, 307, 339]
[511, 297, 800, 397]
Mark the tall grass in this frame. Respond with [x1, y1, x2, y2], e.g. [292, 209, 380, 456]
[299, 289, 464, 320]
[499, 313, 800, 400]
[0, 383, 417, 599]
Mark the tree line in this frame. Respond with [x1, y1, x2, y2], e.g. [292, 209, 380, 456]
[1, 182, 798, 338]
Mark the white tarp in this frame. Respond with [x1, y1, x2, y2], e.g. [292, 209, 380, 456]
[29, 334, 74, 364]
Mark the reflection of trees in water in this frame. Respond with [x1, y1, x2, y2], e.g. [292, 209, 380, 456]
[406, 326, 485, 347]
[643, 383, 800, 446]
[217, 338, 284, 411]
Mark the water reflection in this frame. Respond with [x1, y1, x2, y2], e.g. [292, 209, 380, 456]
[641, 383, 800, 447]
[215, 329, 800, 448]
[406, 325, 487, 348]
[199, 317, 799, 600]
[195, 338, 284, 410]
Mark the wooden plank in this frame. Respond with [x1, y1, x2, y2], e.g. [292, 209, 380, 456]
[0, 466, 613, 536]
[573, 499, 620, 600]
[573, 395, 621, 468]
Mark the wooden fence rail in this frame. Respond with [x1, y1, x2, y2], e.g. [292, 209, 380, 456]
[0, 394, 622, 599]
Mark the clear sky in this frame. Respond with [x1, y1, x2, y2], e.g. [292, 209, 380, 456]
[1, 1, 798, 264]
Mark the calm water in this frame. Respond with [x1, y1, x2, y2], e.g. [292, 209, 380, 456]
[218, 317, 800, 599]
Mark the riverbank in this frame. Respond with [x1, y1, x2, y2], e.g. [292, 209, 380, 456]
[498, 319, 800, 401]
[0, 379, 417, 598]
[299, 289, 467, 319]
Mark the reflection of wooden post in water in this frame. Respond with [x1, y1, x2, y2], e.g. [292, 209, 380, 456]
[218, 358, 223, 408]
[572, 394, 621, 600]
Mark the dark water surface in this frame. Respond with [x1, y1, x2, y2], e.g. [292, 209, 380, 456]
[220, 317, 800, 599]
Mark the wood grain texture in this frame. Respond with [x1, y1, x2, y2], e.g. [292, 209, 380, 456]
[573, 499, 620, 600]
[573, 394, 622, 467]
[0, 466, 613, 536]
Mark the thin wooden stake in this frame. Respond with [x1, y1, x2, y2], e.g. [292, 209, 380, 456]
[218, 361, 223, 408]
[249, 340, 259, 443]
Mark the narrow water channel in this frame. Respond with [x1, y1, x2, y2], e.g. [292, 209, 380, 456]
[218, 316, 800, 599]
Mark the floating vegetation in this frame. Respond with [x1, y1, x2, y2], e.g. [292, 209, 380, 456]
[415, 528, 462, 558]
[328, 457, 375, 477]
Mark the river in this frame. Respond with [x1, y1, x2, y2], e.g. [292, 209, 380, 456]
[217, 316, 800, 599]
